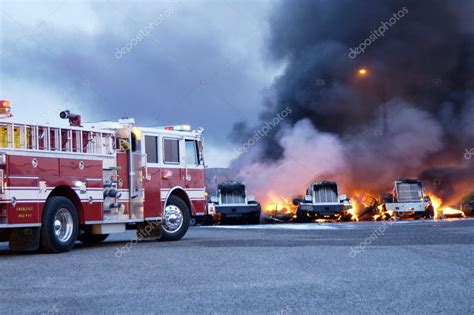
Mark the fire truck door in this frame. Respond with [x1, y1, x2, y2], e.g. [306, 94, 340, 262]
[142, 134, 163, 219]
[184, 139, 204, 189]
[160, 137, 185, 189]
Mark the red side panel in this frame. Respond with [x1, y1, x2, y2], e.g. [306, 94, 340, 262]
[59, 159, 102, 178]
[116, 153, 129, 189]
[191, 200, 206, 214]
[186, 169, 205, 189]
[5, 155, 104, 225]
[81, 202, 103, 223]
[143, 167, 162, 218]
[187, 168, 206, 215]
[6, 203, 40, 225]
[5, 176, 40, 224]
[8, 156, 59, 177]
[160, 168, 183, 189]
[8, 177, 38, 187]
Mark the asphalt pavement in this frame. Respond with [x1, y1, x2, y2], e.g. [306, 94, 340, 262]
[0, 218, 473, 314]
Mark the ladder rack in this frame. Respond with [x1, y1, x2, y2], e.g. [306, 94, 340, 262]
[0, 122, 115, 156]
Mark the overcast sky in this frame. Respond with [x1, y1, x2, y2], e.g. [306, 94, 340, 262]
[0, 0, 282, 167]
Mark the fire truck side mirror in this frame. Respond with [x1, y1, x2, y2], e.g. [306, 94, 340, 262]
[198, 140, 204, 165]
[199, 151, 204, 165]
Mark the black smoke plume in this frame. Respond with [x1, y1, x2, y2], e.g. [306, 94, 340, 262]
[233, 0, 474, 204]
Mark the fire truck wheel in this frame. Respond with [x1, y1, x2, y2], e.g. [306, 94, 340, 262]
[78, 233, 109, 244]
[41, 197, 79, 253]
[160, 195, 190, 241]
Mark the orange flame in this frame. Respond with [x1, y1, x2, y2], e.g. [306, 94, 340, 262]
[262, 194, 296, 216]
[430, 195, 465, 219]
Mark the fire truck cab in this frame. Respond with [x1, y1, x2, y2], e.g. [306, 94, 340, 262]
[382, 179, 433, 219]
[0, 105, 207, 252]
[293, 181, 352, 222]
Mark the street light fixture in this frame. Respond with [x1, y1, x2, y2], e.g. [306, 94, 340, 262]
[358, 68, 368, 76]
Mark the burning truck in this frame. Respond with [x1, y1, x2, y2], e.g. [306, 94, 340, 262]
[208, 182, 261, 224]
[292, 181, 353, 222]
[382, 179, 434, 219]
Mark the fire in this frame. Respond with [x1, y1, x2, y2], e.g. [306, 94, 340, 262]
[346, 208, 359, 221]
[263, 195, 295, 216]
[429, 195, 465, 219]
[441, 207, 465, 217]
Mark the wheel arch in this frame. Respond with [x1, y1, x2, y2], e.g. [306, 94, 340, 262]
[165, 186, 193, 215]
[46, 186, 84, 223]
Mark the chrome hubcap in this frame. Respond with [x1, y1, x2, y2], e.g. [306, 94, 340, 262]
[162, 205, 184, 233]
[54, 208, 74, 243]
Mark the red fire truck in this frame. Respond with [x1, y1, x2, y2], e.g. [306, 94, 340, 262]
[0, 101, 207, 252]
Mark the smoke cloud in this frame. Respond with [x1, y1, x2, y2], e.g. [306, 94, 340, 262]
[233, 0, 474, 205]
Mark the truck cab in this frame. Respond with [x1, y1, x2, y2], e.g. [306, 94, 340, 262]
[292, 181, 352, 222]
[382, 179, 434, 219]
[208, 182, 261, 224]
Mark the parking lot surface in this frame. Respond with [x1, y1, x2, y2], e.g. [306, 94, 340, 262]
[1, 218, 473, 313]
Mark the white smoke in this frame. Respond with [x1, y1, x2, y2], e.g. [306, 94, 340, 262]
[238, 119, 347, 202]
[340, 101, 444, 192]
[238, 101, 445, 203]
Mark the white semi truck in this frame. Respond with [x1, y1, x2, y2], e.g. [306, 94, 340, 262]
[382, 179, 434, 219]
[292, 181, 352, 222]
[208, 182, 261, 224]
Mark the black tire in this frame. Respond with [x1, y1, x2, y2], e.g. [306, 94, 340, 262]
[160, 195, 190, 241]
[200, 215, 214, 226]
[296, 210, 310, 223]
[424, 205, 434, 219]
[41, 196, 79, 253]
[248, 212, 261, 225]
[78, 233, 109, 244]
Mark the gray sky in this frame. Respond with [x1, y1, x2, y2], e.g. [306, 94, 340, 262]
[0, 0, 282, 166]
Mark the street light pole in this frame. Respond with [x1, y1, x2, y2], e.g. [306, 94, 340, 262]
[357, 68, 388, 136]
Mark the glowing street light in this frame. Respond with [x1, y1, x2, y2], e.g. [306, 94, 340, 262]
[358, 68, 368, 76]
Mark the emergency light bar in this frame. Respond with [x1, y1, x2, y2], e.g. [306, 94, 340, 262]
[0, 100, 12, 117]
[163, 124, 191, 132]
